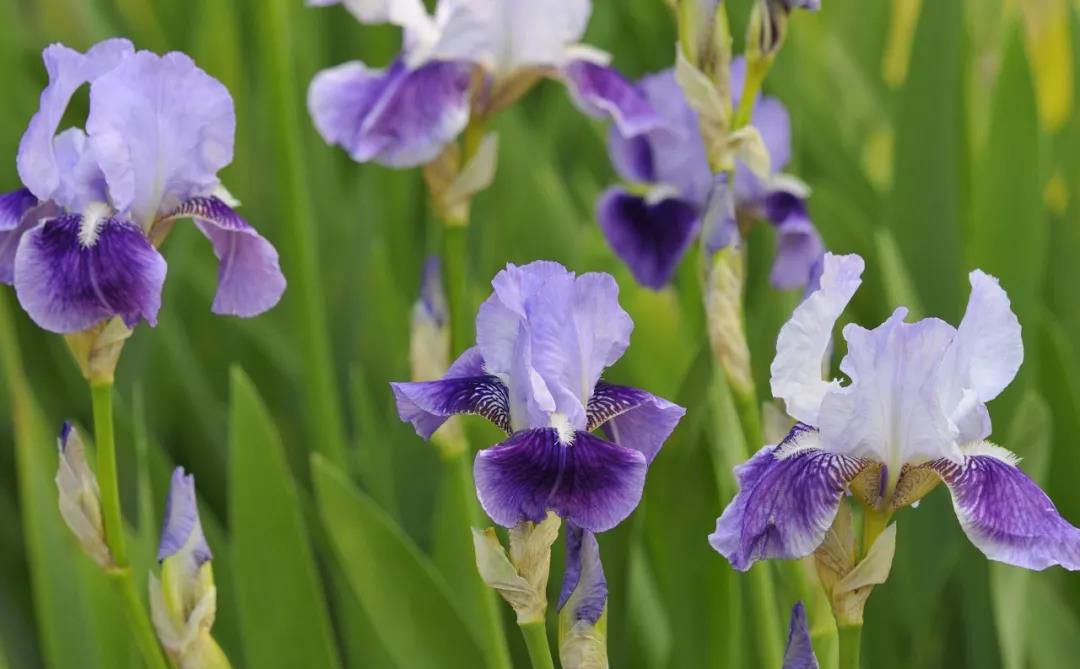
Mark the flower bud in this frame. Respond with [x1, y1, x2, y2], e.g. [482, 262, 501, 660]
[422, 133, 499, 226]
[410, 257, 450, 383]
[55, 422, 114, 569]
[705, 243, 753, 397]
[150, 468, 232, 669]
[813, 502, 896, 627]
[64, 317, 133, 385]
[558, 527, 609, 669]
[747, 0, 819, 66]
[472, 512, 561, 625]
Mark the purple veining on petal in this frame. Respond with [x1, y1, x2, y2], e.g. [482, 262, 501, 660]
[158, 467, 212, 566]
[161, 197, 286, 317]
[587, 381, 685, 464]
[0, 189, 40, 284]
[596, 187, 700, 290]
[709, 426, 866, 571]
[474, 428, 647, 532]
[933, 449, 1080, 571]
[392, 373, 511, 437]
[557, 524, 608, 625]
[562, 60, 663, 138]
[308, 58, 472, 168]
[13, 215, 166, 333]
[782, 602, 819, 669]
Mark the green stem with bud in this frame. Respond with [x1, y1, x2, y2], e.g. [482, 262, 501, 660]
[520, 621, 557, 669]
[91, 382, 169, 669]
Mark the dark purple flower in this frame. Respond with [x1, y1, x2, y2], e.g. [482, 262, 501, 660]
[392, 261, 684, 532]
[598, 58, 823, 291]
[308, 0, 662, 168]
[2, 40, 285, 334]
[711, 253, 1080, 573]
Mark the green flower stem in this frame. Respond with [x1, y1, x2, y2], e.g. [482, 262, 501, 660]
[747, 564, 783, 669]
[519, 621, 556, 669]
[838, 623, 862, 669]
[731, 57, 770, 132]
[91, 382, 169, 669]
[443, 225, 472, 355]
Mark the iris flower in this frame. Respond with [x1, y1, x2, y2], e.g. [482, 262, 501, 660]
[597, 58, 823, 291]
[711, 252, 1080, 572]
[392, 260, 684, 532]
[0, 39, 285, 334]
[307, 0, 660, 167]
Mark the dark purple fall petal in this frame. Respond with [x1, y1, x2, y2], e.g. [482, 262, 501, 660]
[562, 60, 663, 138]
[159, 467, 212, 566]
[308, 58, 472, 168]
[0, 188, 40, 284]
[932, 450, 1080, 571]
[160, 197, 286, 317]
[709, 426, 867, 571]
[596, 187, 700, 290]
[557, 524, 608, 624]
[587, 381, 685, 463]
[474, 428, 647, 532]
[782, 602, 819, 669]
[13, 215, 166, 333]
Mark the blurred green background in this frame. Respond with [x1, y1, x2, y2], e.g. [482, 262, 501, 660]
[1, 0, 1079, 667]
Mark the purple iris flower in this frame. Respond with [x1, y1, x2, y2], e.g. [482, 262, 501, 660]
[710, 252, 1080, 572]
[307, 0, 662, 168]
[159, 467, 212, 568]
[782, 602, 818, 669]
[392, 261, 685, 532]
[558, 525, 607, 624]
[597, 57, 824, 291]
[0, 39, 285, 334]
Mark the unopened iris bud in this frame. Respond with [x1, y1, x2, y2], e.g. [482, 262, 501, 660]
[472, 512, 561, 624]
[813, 502, 896, 627]
[422, 133, 499, 226]
[149, 468, 232, 669]
[410, 256, 451, 382]
[64, 317, 133, 385]
[747, 0, 819, 65]
[55, 422, 114, 569]
[558, 527, 609, 669]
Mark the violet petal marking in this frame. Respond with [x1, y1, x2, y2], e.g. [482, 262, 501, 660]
[587, 381, 685, 464]
[159, 467, 212, 566]
[596, 188, 700, 290]
[932, 447, 1080, 571]
[392, 373, 511, 438]
[13, 215, 167, 333]
[17, 39, 133, 206]
[308, 58, 472, 168]
[782, 602, 819, 669]
[562, 61, 662, 138]
[557, 524, 608, 624]
[0, 189, 40, 284]
[709, 427, 866, 571]
[161, 197, 286, 317]
[474, 428, 647, 532]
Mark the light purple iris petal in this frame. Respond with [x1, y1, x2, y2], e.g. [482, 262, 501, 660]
[702, 173, 740, 254]
[557, 525, 608, 624]
[86, 50, 235, 226]
[933, 450, 1080, 571]
[474, 428, 647, 532]
[161, 197, 286, 317]
[13, 215, 166, 333]
[634, 70, 712, 205]
[709, 427, 866, 571]
[0, 189, 40, 284]
[782, 602, 819, 669]
[587, 381, 685, 464]
[765, 191, 825, 291]
[391, 372, 511, 438]
[596, 187, 700, 290]
[606, 126, 655, 183]
[158, 467, 212, 566]
[16, 39, 133, 208]
[307, 58, 472, 168]
[562, 60, 662, 138]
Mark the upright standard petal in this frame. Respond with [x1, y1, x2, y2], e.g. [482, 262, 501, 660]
[0, 189, 40, 283]
[782, 602, 819, 669]
[770, 252, 864, 426]
[159, 197, 286, 317]
[474, 428, 647, 532]
[159, 467, 212, 566]
[932, 444, 1080, 571]
[13, 215, 166, 333]
[562, 61, 662, 137]
[308, 0, 430, 27]
[635, 70, 712, 205]
[586, 381, 685, 463]
[709, 427, 867, 571]
[87, 51, 235, 226]
[307, 59, 472, 168]
[596, 188, 700, 290]
[483, 0, 592, 72]
[16, 39, 133, 206]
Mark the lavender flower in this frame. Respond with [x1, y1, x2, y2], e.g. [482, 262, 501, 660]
[0, 40, 285, 334]
[307, 0, 661, 168]
[597, 57, 823, 291]
[392, 260, 685, 532]
[710, 252, 1080, 573]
